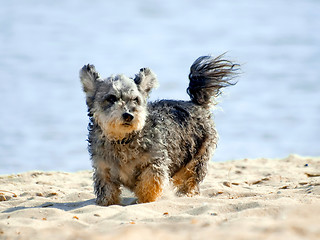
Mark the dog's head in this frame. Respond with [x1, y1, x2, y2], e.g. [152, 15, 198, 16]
[80, 66, 158, 140]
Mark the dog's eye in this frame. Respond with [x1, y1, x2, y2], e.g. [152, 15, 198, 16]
[133, 97, 140, 105]
[105, 95, 118, 104]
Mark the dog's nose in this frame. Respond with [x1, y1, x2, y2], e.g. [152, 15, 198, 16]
[122, 112, 134, 122]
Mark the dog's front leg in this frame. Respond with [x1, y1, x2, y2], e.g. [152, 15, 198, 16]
[134, 165, 167, 203]
[93, 169, 121, 206]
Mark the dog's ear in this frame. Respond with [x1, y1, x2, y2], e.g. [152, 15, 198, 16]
[80, 64, 102, 108]
[79, 64, 101, 98]
[134, 68, 158, 97]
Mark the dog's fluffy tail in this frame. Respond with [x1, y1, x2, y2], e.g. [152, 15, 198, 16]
[187, 54, 239, 106]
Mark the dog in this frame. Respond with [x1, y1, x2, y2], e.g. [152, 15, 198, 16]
[79, 54, 238, 206]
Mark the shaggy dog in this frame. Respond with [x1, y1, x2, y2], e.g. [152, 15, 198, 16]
[80, 54, 238, 206]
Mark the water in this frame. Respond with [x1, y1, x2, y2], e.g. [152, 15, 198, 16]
[0, 0, 319, 174]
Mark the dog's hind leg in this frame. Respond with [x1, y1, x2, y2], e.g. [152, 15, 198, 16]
[172, 135, 214, 196]
[172, 162, 203, 196]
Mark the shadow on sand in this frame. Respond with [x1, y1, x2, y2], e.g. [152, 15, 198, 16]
[3, 197, 138, 213]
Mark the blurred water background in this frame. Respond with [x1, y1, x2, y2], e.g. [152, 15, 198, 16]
[0, 0, 319, 174]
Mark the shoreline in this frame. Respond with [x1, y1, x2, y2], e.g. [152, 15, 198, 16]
[1, 154, 319, 240]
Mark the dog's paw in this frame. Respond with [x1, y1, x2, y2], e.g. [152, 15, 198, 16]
[96, 196, 119, 206]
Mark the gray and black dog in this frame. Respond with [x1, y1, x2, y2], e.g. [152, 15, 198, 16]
[80, 54, 238, 206]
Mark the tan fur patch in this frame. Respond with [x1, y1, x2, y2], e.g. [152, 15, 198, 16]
[134, 170, 163, 203]
[172, 164, 199, 196]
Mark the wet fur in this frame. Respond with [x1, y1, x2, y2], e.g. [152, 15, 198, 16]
[80, 54, 238, 206]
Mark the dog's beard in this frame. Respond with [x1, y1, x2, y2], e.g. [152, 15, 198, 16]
[93, 110, 146, 140]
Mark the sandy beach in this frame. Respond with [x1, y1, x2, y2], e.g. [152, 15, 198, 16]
[1, 154, 319, 240]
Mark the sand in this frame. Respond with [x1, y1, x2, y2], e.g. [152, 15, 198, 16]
[1, 154, 319, 240]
